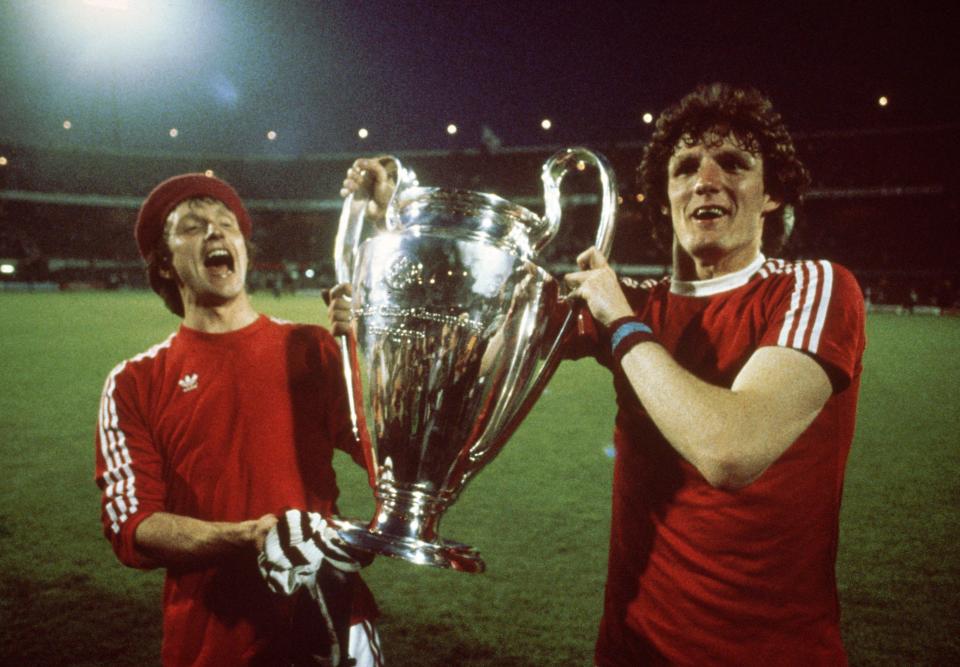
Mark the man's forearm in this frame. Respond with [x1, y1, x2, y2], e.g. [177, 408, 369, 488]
[134, 511, 275, 568]
[619, 342, 831, 490]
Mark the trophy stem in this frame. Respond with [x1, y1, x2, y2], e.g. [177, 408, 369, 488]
[334, 487, 485, 573]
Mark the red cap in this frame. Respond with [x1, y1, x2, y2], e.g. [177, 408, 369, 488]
[135, 173, 252, 259]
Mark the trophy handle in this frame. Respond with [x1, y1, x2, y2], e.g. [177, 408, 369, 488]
[333, 157, 416, 464]
[460, 149, 618, 477]
[538, 147, 618, 256]
[513, 147, 619, 411]
[334, 156, 417, 281]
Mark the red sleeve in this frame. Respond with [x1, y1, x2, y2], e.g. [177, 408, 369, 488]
[760, 260, 866, 391]
[94, 361, 165, 569]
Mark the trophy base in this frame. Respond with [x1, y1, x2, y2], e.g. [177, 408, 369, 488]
[332, 519, 486, 574]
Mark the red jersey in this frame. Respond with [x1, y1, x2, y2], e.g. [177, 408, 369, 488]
[568, 256, 865, 666]
[95, 315, 376, 666]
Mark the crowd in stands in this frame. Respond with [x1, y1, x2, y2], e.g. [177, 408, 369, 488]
[1, 125, 957, 310]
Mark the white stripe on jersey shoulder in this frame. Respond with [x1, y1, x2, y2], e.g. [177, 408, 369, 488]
[619, 275, 667, 291]
[268, 316, 293, 325]
[97, 332, 176, 534]
[670, 254, 766, 296]
[125, 331, 178, 367]
[773, 259, 835, 354]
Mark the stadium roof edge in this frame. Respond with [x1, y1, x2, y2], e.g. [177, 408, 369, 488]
[0, 189, 594, 211]
[0, 185, 945, 211]
[2, 123, 955, 162]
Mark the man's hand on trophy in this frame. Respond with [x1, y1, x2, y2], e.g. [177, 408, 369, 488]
[562, 246, 634, 328]
[339, 156, 397, 221]
[323, 282, 354, 337]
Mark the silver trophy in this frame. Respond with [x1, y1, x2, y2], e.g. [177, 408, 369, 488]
[332, 148, 617, 572]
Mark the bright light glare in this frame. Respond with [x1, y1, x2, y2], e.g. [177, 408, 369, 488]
[304, 269, 316, 279]
[40, 1, 187, 81]
[267, 130, 278, 141]
[83, 0, 129, 9]
[878, 95, 889, 107]
[358, 128, 369, 139]
[204, 169, 214, 177]
[642, 112, 654, 124]
[63, 120, 73, 130]
[0, 156, 8, 167]
[169, 128, 178, 138]
[576, 160, 586, 171]
[446, 124, 458, 135]
[541, 119, 552, 130]
[0, 264, 15, 275]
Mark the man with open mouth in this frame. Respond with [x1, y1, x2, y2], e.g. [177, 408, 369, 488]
[94, 173, 383, 666]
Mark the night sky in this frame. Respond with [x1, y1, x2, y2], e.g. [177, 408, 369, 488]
[0, 0, 956, 156]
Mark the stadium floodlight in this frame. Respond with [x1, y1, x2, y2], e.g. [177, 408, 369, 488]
[878, 95, 889, 107]
[358, 128, 369, 139]
[0, 264, 15, 275]
[541, 119, 552, 130]
[169, 128, 179, 138]
[63, 120, 73, 130]
[267, 130, 278, 141]
[446, 123, 458, 135]
[642, 112, 654, 124]
[0, 156, 8, 167]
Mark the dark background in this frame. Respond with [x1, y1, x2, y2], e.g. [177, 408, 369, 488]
[1, 1, 956, 154]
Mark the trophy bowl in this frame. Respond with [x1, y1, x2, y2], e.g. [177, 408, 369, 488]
[333, 149, 617, 572]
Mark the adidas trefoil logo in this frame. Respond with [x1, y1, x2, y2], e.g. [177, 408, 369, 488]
[178, 373, 199, 393]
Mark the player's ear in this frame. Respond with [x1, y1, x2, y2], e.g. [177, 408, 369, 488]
[762, 194, 782, 215]
[158, 256, 173, 280]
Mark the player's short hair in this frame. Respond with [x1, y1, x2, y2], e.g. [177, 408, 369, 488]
[145, 198, 256, 318]
[636, 82, 811, 254]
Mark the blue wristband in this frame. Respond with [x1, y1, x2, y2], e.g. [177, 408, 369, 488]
[610, 321, 653, 350]
[609, 317, 656, 364]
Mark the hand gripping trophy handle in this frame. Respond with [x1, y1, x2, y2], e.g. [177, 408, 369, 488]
[333, 158, 417, 483]
[331, 149, 617, 572]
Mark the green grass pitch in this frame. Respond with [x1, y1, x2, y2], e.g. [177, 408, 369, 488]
[0, 291, 957, 665]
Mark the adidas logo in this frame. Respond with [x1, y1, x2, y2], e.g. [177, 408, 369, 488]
[178, 373, 199, 393]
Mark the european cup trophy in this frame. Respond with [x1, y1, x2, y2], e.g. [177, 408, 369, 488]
[332, 148, 618, 572]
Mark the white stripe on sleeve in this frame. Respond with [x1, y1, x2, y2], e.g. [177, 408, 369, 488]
[97, 335, 174, 534]
[777, 262, 806, 347]
[807, 260, 834, 353]
[790, 261, 820, 348]
[776, 260, 835, 354]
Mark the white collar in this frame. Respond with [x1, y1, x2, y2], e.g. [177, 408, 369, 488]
[670, 254, 766, 297]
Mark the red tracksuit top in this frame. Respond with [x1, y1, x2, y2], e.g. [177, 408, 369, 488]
[95, 314, 377, 666]
[564, 257, 865, 666]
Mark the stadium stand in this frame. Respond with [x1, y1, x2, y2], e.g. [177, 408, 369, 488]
[1, 125, 957, 308]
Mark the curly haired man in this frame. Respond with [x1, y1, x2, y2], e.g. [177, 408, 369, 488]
[564, 83, 865, 666]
